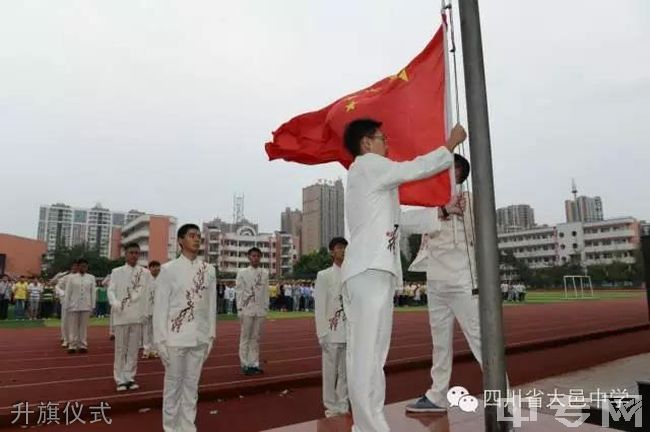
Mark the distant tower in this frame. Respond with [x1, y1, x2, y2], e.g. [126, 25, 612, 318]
[233, 194, 245, 224]
[571, 178, 578, 202]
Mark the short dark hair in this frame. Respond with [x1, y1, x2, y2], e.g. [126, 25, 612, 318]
[124, 242, 140, 251]
[343, 118, 382, 157]
[328, 237, 348, 250]
[454, 154, 471, 184]
[148, 260, 161, 267]
[177, 223, 200, 239]
[76, 258, 89, 265]
[248, 247, 262, 256]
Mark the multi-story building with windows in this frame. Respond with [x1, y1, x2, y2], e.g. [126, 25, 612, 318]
[498, 217, 640, 269]
[301, 179, 344, 255]
[37, 203, 143, 260]
[202, 218, 297, 277]
[120, 215, 178, 266]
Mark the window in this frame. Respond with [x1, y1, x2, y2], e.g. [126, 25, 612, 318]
[74, 210, 88, 223]
[112, 213, 125, 226]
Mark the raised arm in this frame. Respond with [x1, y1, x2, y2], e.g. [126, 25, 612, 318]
[400, 208, 441, 236]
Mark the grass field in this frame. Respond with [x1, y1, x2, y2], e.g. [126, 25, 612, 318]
[0, 290, 644, 329]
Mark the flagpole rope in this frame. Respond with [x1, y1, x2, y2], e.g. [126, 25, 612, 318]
[444, 1, 478, 291]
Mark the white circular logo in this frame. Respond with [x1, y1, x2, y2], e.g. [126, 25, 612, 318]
[458, 395, 479, 413]
[447, 386, 470, 407]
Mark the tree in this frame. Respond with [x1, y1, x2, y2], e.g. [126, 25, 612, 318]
[290, 248, 332, 279]
[45, 244, 124, 279]
[632, 248, 645, 284]
[407, 234, 422, 261]
[401, 251, 426, 282]
[499, 250, 534, 286]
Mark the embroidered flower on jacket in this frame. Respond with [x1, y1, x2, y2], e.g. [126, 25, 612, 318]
[120, 268, 143, 310]
[242, 271, 263, 309]
[386, 224, 400, 254]
[171, 263, 208, 333]
[329, 295, 346, 331]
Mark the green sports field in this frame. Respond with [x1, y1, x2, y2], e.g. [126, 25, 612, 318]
[0, 290, 644, 329]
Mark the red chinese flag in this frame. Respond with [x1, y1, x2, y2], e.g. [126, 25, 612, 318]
[265, 26, 449, 206]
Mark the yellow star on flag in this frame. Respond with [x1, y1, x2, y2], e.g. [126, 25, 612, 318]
[390, 68, 409, 82]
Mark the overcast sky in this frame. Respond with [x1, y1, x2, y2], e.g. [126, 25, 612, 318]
[1, 0, 649, 238]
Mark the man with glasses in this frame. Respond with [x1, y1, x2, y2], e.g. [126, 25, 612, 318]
[341, 118, 466, 432]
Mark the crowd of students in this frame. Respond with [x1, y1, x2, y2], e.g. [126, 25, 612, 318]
[500, 281, 528, 302]
[0, 273, 445, 323]
[0, 275, 59, 320]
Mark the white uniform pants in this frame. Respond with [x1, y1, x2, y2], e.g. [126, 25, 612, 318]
[141, 315, 154, 353]
[322, 342, 349, 417]
[60, 305, 68, 343]
[67, 311, 90, 350]
[343, 270, 394, 432]
[425, 281, 483, 406]
[162, 344, 209, 432]
[239, 315, 264, 367]
[113, 323, 142, 385]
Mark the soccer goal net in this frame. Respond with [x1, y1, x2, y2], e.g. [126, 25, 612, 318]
[563, 275, 594, 298]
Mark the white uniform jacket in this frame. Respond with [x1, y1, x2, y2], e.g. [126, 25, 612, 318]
[401, 192, 476, 288]
[55, 272, 71, 307]
[341, 147, 453, 284]
[314, 264, 346, 344]
[235, 266, 269, 317]
[107, 264, 153, 326]
[66, 273, 97, 312]
[153, 255, 217, 348]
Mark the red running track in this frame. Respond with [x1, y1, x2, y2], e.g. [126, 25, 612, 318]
[0, 297, 648, 429]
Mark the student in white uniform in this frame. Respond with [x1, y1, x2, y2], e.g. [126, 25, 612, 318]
[224, 284, 235, 315]
[54, 262, 78, 348]
[236, 247, 269, 375]
[402, 154, 507, 413]
[315, 237, 350, 418]
[66, 258, 96, 354]
[108, 243, 154, 392]
[142, 260, 161, 359]
[283, 283, 293, 312]
[500, 282, 509, 301]
[154, 224, 216, 432]
[341, 118, 466, 432]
